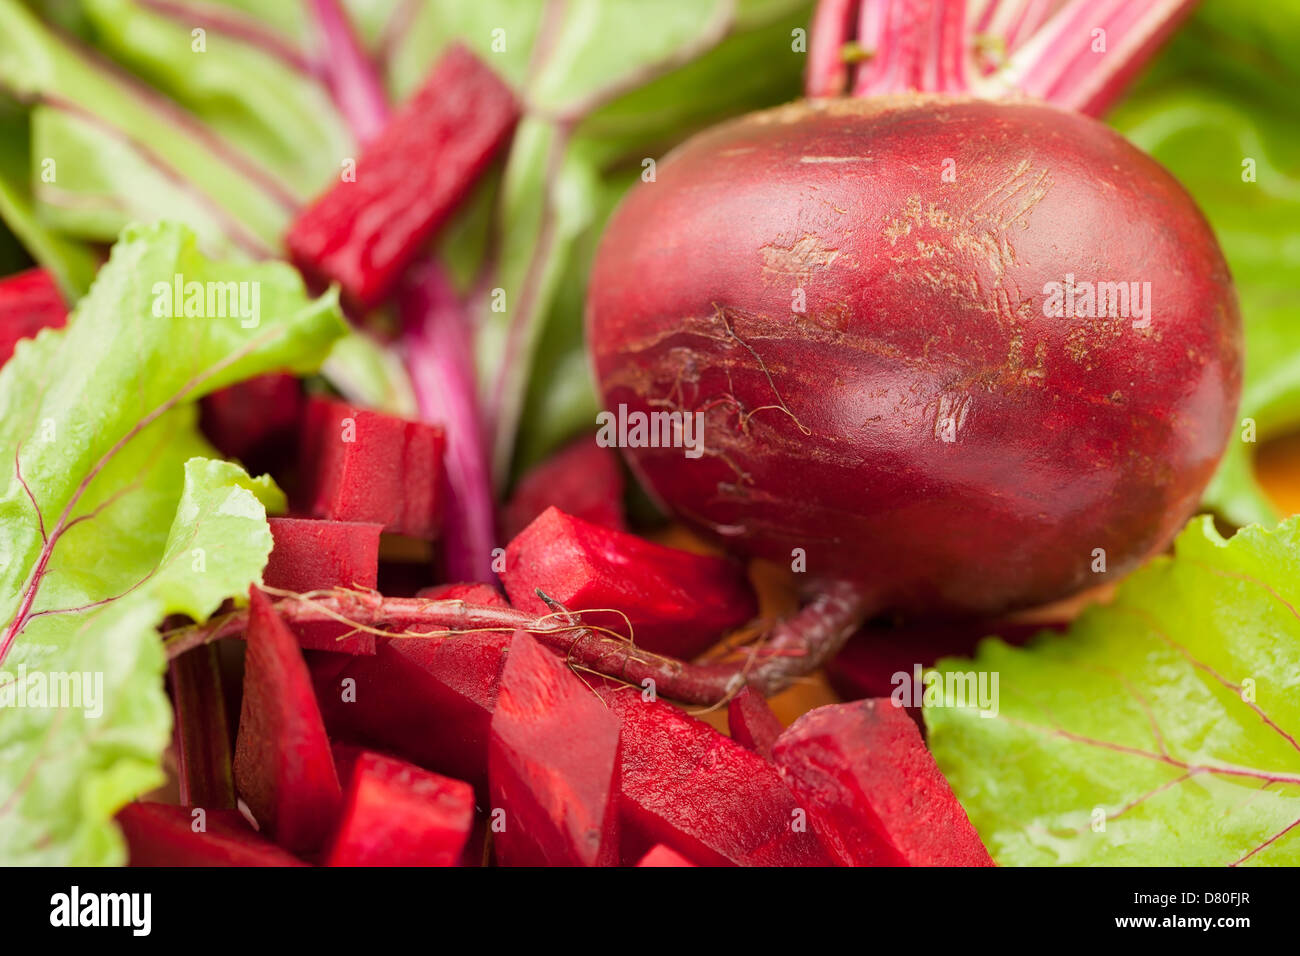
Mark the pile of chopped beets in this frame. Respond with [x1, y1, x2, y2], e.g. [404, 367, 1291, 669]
[0, 0, 1239, 866]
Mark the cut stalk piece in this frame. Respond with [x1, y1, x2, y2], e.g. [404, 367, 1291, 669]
[772, 699, 994, 866]
[286, 43, 519, 308]
[489, 631, 621, 866]
[118, 803, 306, 867]
[0, 267, 66, 366]
[502, 506, 756, 660]
[325, 750, 475, 866]
[169, 643, 236, 809]
[233, 587, 342, 855]
[727, 686, 784, 760]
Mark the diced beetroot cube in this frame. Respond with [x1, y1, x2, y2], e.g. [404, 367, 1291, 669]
[287, 43, 519, 308]
[234, 587, 342, 854]
[636, 844, 696, 867]
[314, 631, 510, 788]
[118, 803, 306, 867]
[489, 632, 621, 866]
[0, 267, 66, 366]
[727, 686, 784, 760]
[325, 750, 475, 867]
[415, 581, 511, 608]
[169, 644, 235, 809]
[200, 373, 302, 471]
[596, 684, 833, 867]
[772, 699, 994, 867]
[301, 396, 446, 539]
[262, 516, 383, 654]
[503, 507, 756, 660]
[502, 434, 626, 540]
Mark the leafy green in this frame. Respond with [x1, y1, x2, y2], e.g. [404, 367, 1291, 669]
[0, 222, 346, 863]
[926, 515, 1300, 866]
[1109, 0, 1300, 526]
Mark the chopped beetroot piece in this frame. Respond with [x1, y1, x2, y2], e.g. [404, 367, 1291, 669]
[0, 267, 66, 366]
[502, 434, 626, 540]
[636, 844, 696, 867]
[300, 396, 446, 539]
[169, 644, 235, 809]
[503, 507, 756, 659]
[286, 43, 519, 308]
[314, 631, 510, 788]
[261, 516, 383, 654]
[726, 686, 784, 760]
[234, 587, 341, 854]
[596, 684, 832, 866]
[325, 750, 475, 867]
[489, 632, 620, 866]
[415, 581, 510, 608]
[772, 699, 994, 867]
[118, 803, 306, 867]
[199, 373, 302, 470]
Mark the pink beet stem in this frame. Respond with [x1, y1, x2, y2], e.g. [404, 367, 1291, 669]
[165, 579, 873, 706]
[853, 0, 970, 97]
[805, 0, 860, 97]
[400, 261, 500, 584]
[308, 0, 391, 145]
[169, 643, 236, 809]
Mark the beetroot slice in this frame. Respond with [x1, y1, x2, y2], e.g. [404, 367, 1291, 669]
[597, 684, 832, 866]
[0, 267, 66, 366]
[286, 43, 519, 309]
[118, 803, 305, 867]
[502, 434, 626, 540]
[234, 587, 342, 854]
[488, 631, 621, 866]
[325, 750, 475, 867]
[199, 373, 302, 473]
[300, 396, 446, 539]
[415, 581, 510, 608]
[636, 844, 696, 867]
[502, 507, 756, 659]
[726, 686, 784, 760]
[772, 699, 994, 867]
[261, 516, 383, 654]
[315, 630, 510, 788]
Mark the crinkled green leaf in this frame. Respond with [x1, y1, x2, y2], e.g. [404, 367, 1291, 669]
[1109, 0, 1300, 526]
[0, 221, 346, 864]
[926, 515, 1300, 866]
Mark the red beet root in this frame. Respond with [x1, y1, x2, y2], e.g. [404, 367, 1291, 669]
[636, 844, 696, 867]
[287, 43, 519, 308]
[325, 750, 475, 867]
[726, 686, 784, 760]
[489, 632, 621, 866]
[316, 630, 510, 788]
[0, 267, 66, 366]
[772, 699, 993, 866]
[502, 434, 626, 540]
[502, 506, 756, 659]
[118, 803, 305, 867]
[301, 396, 446, 539]
[588, 97, 1241, 625]
[234, 587, 341, 854]
[597, 684, 832, 866]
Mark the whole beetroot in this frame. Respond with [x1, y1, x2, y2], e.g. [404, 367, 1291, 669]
[587, 96, 1241, 621]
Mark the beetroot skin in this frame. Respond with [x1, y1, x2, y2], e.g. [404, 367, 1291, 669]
[587, 97, 1241, 617]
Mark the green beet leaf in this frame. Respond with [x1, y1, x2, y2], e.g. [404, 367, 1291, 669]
[0, 221, 345, 864]
[926, 515, 1300, 866]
